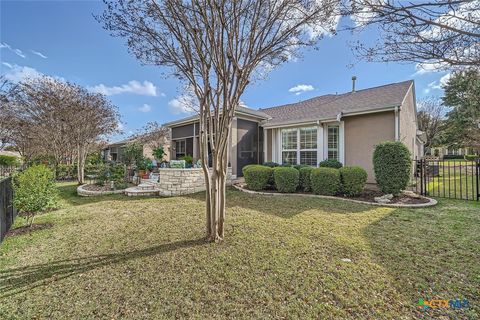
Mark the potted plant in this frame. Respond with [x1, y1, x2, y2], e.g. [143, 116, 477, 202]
[180, 155, 194, 168]
[152, 146, 165, 162]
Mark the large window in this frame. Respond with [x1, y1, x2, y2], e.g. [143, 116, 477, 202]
[281, 127, 317, 165]
[327, 125, 339, 161]
[175, 139, 186, 159]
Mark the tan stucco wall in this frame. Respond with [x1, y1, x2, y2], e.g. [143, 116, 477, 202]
[344, 111, 396, 183]
[399, 85, 418, 159]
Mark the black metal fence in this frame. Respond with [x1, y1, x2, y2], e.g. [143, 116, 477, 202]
[0, 177, 16, 242]
[414, 159, 480, 201]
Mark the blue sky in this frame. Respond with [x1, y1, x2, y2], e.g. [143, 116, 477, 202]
[1, 1, 450, 141]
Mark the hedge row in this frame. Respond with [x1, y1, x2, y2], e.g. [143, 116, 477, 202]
[243, 164, 367, 197]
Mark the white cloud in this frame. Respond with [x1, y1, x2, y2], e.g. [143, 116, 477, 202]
[289, 84, 315, 95]
[168, 94, 196, 115]
[2, 62, 13, 69]
[138, 104, 152, 113]
[0, 42, 26, 58]
[31, 50, 47, 59]
[88, 80, 158, 96]
[2, 64, 42, 82]
[426, 73, 452, 92]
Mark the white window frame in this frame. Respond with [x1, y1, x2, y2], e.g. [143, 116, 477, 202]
[175, 139, 186, 158]
[327, 125, 340, 161]
[281, 127, 318, 165]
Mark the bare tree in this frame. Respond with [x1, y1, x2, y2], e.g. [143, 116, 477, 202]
[348, 0, 480, 70]
[99, 0, 339, 242]
[131, 121, 169, 150]
[6, 77, 120, 183]
[417, 98, 446, 149]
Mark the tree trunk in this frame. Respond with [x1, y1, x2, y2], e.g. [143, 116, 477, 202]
[77, 145, 86, 184]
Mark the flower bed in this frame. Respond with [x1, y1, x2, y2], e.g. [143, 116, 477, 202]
[241, 163, 435, 207]
[234, 183, 436, 208]
[77, 184, 128, 197]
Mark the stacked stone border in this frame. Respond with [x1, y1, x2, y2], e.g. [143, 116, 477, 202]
[232, 184, 437, 208]
[77, 184, 126, 197]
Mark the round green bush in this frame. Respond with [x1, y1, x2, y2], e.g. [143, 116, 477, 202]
[298, 166, 314, 192]
[319, 159, 343, 169]
[339, 166, 367, 196]
[273, 167, 299, 193]
[243, 165, 273, 191]
[373, 141, 412, 195]
[12, 165, 58, 226]
[293, 164, 309, 171]
[310, 167, 340, 195]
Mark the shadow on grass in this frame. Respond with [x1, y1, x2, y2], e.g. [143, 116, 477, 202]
[362, 201, 479, 317]
[0, 238, 206, 298]
[183, 187, 375, 219]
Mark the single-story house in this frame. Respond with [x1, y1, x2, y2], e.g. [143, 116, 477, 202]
[427, 146, 478, 158]
[102, 138, 170, 163]
[164, 80, 424, 182]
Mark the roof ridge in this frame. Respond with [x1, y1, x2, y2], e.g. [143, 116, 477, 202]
[259, 80, 413, 112]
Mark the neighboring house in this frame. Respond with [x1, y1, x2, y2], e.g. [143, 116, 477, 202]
[165, 80, 423, 182]
[102, 138, 170, 162]
[428, 146, 478, 158]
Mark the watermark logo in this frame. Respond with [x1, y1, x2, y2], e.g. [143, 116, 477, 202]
[417, 299, 470, 310]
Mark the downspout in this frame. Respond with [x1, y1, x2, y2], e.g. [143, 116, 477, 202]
[394, 106, 399, 141]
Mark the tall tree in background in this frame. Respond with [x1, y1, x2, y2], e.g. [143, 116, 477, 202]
[99, 0, 339, 242]
[6, 77, 120, 183]
[417, 98, 446, 149]
[348, 0, 480, 70]
[442, 70, 480, 151]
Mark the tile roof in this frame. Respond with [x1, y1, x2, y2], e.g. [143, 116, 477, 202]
[260, 80, 413, 127]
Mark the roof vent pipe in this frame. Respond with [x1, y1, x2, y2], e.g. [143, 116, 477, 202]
[352, 76, 357, 92]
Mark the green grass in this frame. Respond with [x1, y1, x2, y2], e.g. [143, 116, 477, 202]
[0, 182, 479, 319]
[426, 163, 478, 200]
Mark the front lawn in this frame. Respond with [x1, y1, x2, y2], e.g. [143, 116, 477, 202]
[0, 182, 478, 319]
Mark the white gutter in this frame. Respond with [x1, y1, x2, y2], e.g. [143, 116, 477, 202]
[394, 106, 400, 141]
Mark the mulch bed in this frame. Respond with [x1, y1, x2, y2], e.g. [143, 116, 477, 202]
[6, 223, 54, 237]
[238, 184, 430, 205]
[338, 190, 430, 205]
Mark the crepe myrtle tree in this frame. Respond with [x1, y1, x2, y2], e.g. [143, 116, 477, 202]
[7, 76, 120, 184]
[98, 0, 340, 242]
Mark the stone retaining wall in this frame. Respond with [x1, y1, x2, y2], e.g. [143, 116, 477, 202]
[156, 167, 234, 197]
[77, 184, 126, 197]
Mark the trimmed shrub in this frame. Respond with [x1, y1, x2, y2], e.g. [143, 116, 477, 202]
[293, 164, 309, 171]
[339, 166, 367, 196]
[298, 166, 314, 192]
[262, 162, 279, 168]
[273, 167, 299, 193]
[319, 159, 343, 169]
[0, 155, 18, 166]
[280, 163, 293, 167]
[465, 154, 479, 161]
[442, 154, 464, 160]
[373, 141, 412, 195]
[243, 165, 273, 191]
[12, 165, 58, 226]
[310, 167, 340, 195]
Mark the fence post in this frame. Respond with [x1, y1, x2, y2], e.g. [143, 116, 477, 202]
[476, 159, 479, 202]
[418, 159, 424, 196]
